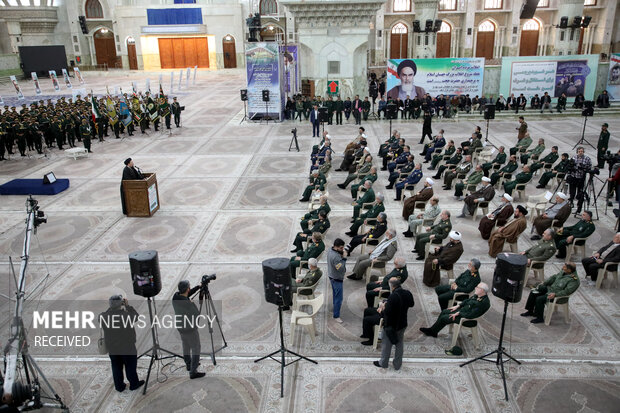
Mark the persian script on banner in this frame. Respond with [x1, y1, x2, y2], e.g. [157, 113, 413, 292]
[31, 72, 42, 95]
[10, 76, 24, 100]
[49, 70, 60, 91]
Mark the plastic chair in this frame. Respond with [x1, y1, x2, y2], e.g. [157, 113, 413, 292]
[526, 192, 549, 222]
[290, 295, 324, 345]
[565, 237, 588, 262]
[365, 260, 387, 284]
[526, 260, 546, 283]
[292, 278, 322, 309]
[372, 318, 384, 349]
[449, 318, 481, 349]
[514, 182, 528, 201]
[596, 261, 619, 289]
[543, 295, 571, 326]
[471, 201, 489, 221]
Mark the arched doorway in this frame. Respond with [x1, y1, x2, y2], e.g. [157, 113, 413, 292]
[390, 23, 408, 59]
[519, 19, 540, 56]
[476, 20, 495, 60]
[436, 21, 452, 58]
[94, 28, 117, 68]
[222, 35, 236, 68]
[127, 37, 138, 70]
[259, 25, 283, 42]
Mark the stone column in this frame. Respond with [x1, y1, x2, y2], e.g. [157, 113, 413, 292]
[411, 0, 439, 58]
[5, 20, 21, 54]
[461, 1, 476, 58]
[591, 0, 617, 56]
[552, 0, 584, 55]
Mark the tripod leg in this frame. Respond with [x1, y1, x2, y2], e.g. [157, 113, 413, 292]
[499, 351, 509, 401]
[143, 352, 157, 395]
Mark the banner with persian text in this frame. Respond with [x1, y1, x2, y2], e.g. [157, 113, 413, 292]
[606, 53, 620, 101]
[245, 42, 283, 120]
[386, 58, 485, 100]
[499, 54, 599, 101]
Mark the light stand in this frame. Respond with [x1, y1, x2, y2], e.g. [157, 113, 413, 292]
[138, 297, 183, 395]
[460, 300, 521, 401]
[191, 279, 228, 366]
[240, 100, 249, 124]
[3, 196, 68, 411]
[572, 115, 596, 150]
[261, 99, 271, 124]
[288, 127, 300, 152]
[368, 99, 378, 121]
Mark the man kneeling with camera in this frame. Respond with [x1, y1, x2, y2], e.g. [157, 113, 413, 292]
[172, 280, 206, 379]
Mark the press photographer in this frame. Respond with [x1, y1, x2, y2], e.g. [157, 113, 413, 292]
[99, 295, 145, 392]
[566, 147, 592, 214]
[172, 279, 208, 379]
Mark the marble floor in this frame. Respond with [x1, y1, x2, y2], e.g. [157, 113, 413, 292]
[0, 69, 619, 413]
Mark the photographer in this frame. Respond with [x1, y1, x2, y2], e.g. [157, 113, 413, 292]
[100, 295, 144, 392]
[567, 147, 592, 214]
[172, 280, 206, 379]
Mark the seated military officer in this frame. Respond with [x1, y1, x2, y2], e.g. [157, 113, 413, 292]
[291, 210, 330, 253]
[365, 257, 408, 308]
[289, 232, 325, 270]
[345, 212, 387, 254]
[434, 259, 481, 310]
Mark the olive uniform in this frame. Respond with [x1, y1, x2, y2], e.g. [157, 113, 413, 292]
[434, 269, 480, 310]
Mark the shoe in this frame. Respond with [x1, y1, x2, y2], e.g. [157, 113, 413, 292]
[393, 198, 400, 201]
[299, 198, 309, 202]
[423, 160, 430, 163]
[334, 317, 344, 324]
[520, 311, 534, 317]
[346, 274, 356, 280]
[530, 235, 541, 241]
[281, 306, 290, 311]
[555, 254, 566, 259]
[381, 167, 387, 171]
[432, 175, 440, 180]
[290, 248, 300, 253]
[129, 380, 145, 391]
[428, 167, 436, 171]
[337, 183, 346, 189]
[360, 334, 369, 339]
[345, 231, 355, 237]
[190, 372, 206, 379]
[385, 185, 393, 189]
[402, 230, 414, 238]
[116, 383, 127, 392]
[373, 361, 386, 368]
[457, 214, 466, 218]
[361, 340, 373, 346]
[530, 318, 544, 324]
[536, 185, 545, 189]
[416, 256, 425, 261]
[419, 327, 437, 338]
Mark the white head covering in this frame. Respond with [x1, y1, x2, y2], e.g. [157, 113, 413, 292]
[502, 193, 513, 202]
[426, 178, 434, 185]
[482, 177, 491, 183]
[449, 230, 462, 241]
[557, 192, 568, 200]
[361, 133, 367, 138]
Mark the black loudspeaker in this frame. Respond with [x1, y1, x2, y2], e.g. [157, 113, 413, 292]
[484, 103, 495, 120]
[425, 19, 433, 32]
[519, 0, 539, 20]
[582, 100, 594, 117]
[386, 103, 397, 119]
[571, 16, 582, 28]
[262, 258, 292, 307]
[42, 171, 57, 184]
[240, 89, 248, 101]
[581, 16, 591, 28]
[413, 20, 421, 33]
[491, 253, 527, 303]
[559, 16, 568, 29]
[262, 90, 270, 102]
[78, 16, 88, 34]
[433, 19, 442, 33]
[129, 250, 162, 298]
[318, 107, 329, 123]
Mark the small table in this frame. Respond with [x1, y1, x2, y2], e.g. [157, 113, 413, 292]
[65, 147, 88, 160]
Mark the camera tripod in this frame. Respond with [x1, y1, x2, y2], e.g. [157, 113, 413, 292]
[138, 297, 183, 395]
[572, 115, 596, 150]
[191, 281, 228, 366]
[288, 128, 299, 152]
[580, 172, 606, 220]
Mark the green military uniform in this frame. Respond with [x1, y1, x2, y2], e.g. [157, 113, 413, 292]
[427, 294, 490, 335]
[334, 98, 344, 125]
[362, 99, 371, 121]
[300, 174, 327, 202]
[521, 143, 545, 164]
[434, 269, 480, 310]
[454, 170, 483, 197]
[525, 270, 579, 319]
[482, 151, 507, 175]
[292, 218, 331, 252]
[430, 145, 456, 169]
[292, 267, 323, 294]
[524, 239, 557, 268]
[538, 158, 568, 187]
[300, 202, 331, 231]
[349, 202, 385, 235]
[490, 161, 518, 185]
[290, 240, 325, 269]
[597, 128, 610, 168]
[15, 123, 28, 156]
[414, 218, 452, 256]
[295, 99, 304, 121]
[365, 266, 409, 307]
[465, 137, 482, 155]
[554, 219, 595, 258]
[510, 135, 532, 155]
[341, 162, 372, 187]
[351, 172, 377, 199]
[80, 122, 92, 152]
[503, 171, 532, 195]
[379, 135, 398, 157]
[530, 151, 559, 174]
[353, 187, 375, 219]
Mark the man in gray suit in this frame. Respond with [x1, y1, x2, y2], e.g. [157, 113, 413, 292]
[347, 229, 398, 280]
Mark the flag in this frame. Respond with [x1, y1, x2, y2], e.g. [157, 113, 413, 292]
[131, 95, 141, 122]
[120, 101, 132, 127]
[91, 94, 102, 122]
[158, 85, 170, 118]
[147, 96, 159, 121]
[106, 95, 118, 125]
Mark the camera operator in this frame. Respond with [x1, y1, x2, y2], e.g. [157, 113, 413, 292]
[172, 280, 206, 379]
[100, 295, 144, 392]
[567, 147, 592, 214]
[606, 150, 620, 212]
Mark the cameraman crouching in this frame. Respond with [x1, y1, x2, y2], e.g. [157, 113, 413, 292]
[172, 280, 206, 379]
[567, 147, 592, 214]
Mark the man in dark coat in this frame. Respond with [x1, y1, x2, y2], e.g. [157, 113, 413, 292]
[582, 232, 620, 283]
[121, 158, 144, 215]
[478, 194, 514, 240]
[423, 231, 464, 287]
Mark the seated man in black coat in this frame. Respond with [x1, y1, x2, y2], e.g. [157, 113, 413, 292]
[345, 212, 387, 254]
[582, 232, 620, 285]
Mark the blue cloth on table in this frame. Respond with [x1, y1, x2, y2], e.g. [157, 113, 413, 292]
[0, 179, 70, 195]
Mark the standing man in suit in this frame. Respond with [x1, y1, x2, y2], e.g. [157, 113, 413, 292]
[582, 232, 620, 285]
[352, 95, 362, 125]
[171, 97, 181, 127]
[310, 105, 320, 137]
[121, 158, 144, 215]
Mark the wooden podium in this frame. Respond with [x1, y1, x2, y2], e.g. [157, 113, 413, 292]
[122, 173, 160, 217]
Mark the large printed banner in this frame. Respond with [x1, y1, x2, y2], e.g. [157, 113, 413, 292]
[607, 53, 620, 101]
[500, 54, 599, 100]
[280, 45, 299, 94]
[245, 42, 283, 120]
[387, 58, 484, 99]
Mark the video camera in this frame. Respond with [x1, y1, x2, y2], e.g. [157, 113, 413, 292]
[201, 274, 216, 284]
[600, 150, 620, 170]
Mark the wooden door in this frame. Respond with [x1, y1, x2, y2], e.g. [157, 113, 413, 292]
[158, 38, 209, 69]
[196, 38, 209, 68]
[390, 32, 408, 59]
[577, 28, 584, 54]
[183, 38, 198, 67]
[519, 30, 539, 56]
[476, 31, 495, 60]
[223, 39, 236, 68]
[94, 31, 116, 67]
[127, 42, 138, 70]
[158, 38, 174, 69]
[436, 32, 451, 58]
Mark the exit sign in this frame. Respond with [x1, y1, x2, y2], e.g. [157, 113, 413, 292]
[327, 80, 339, 95]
